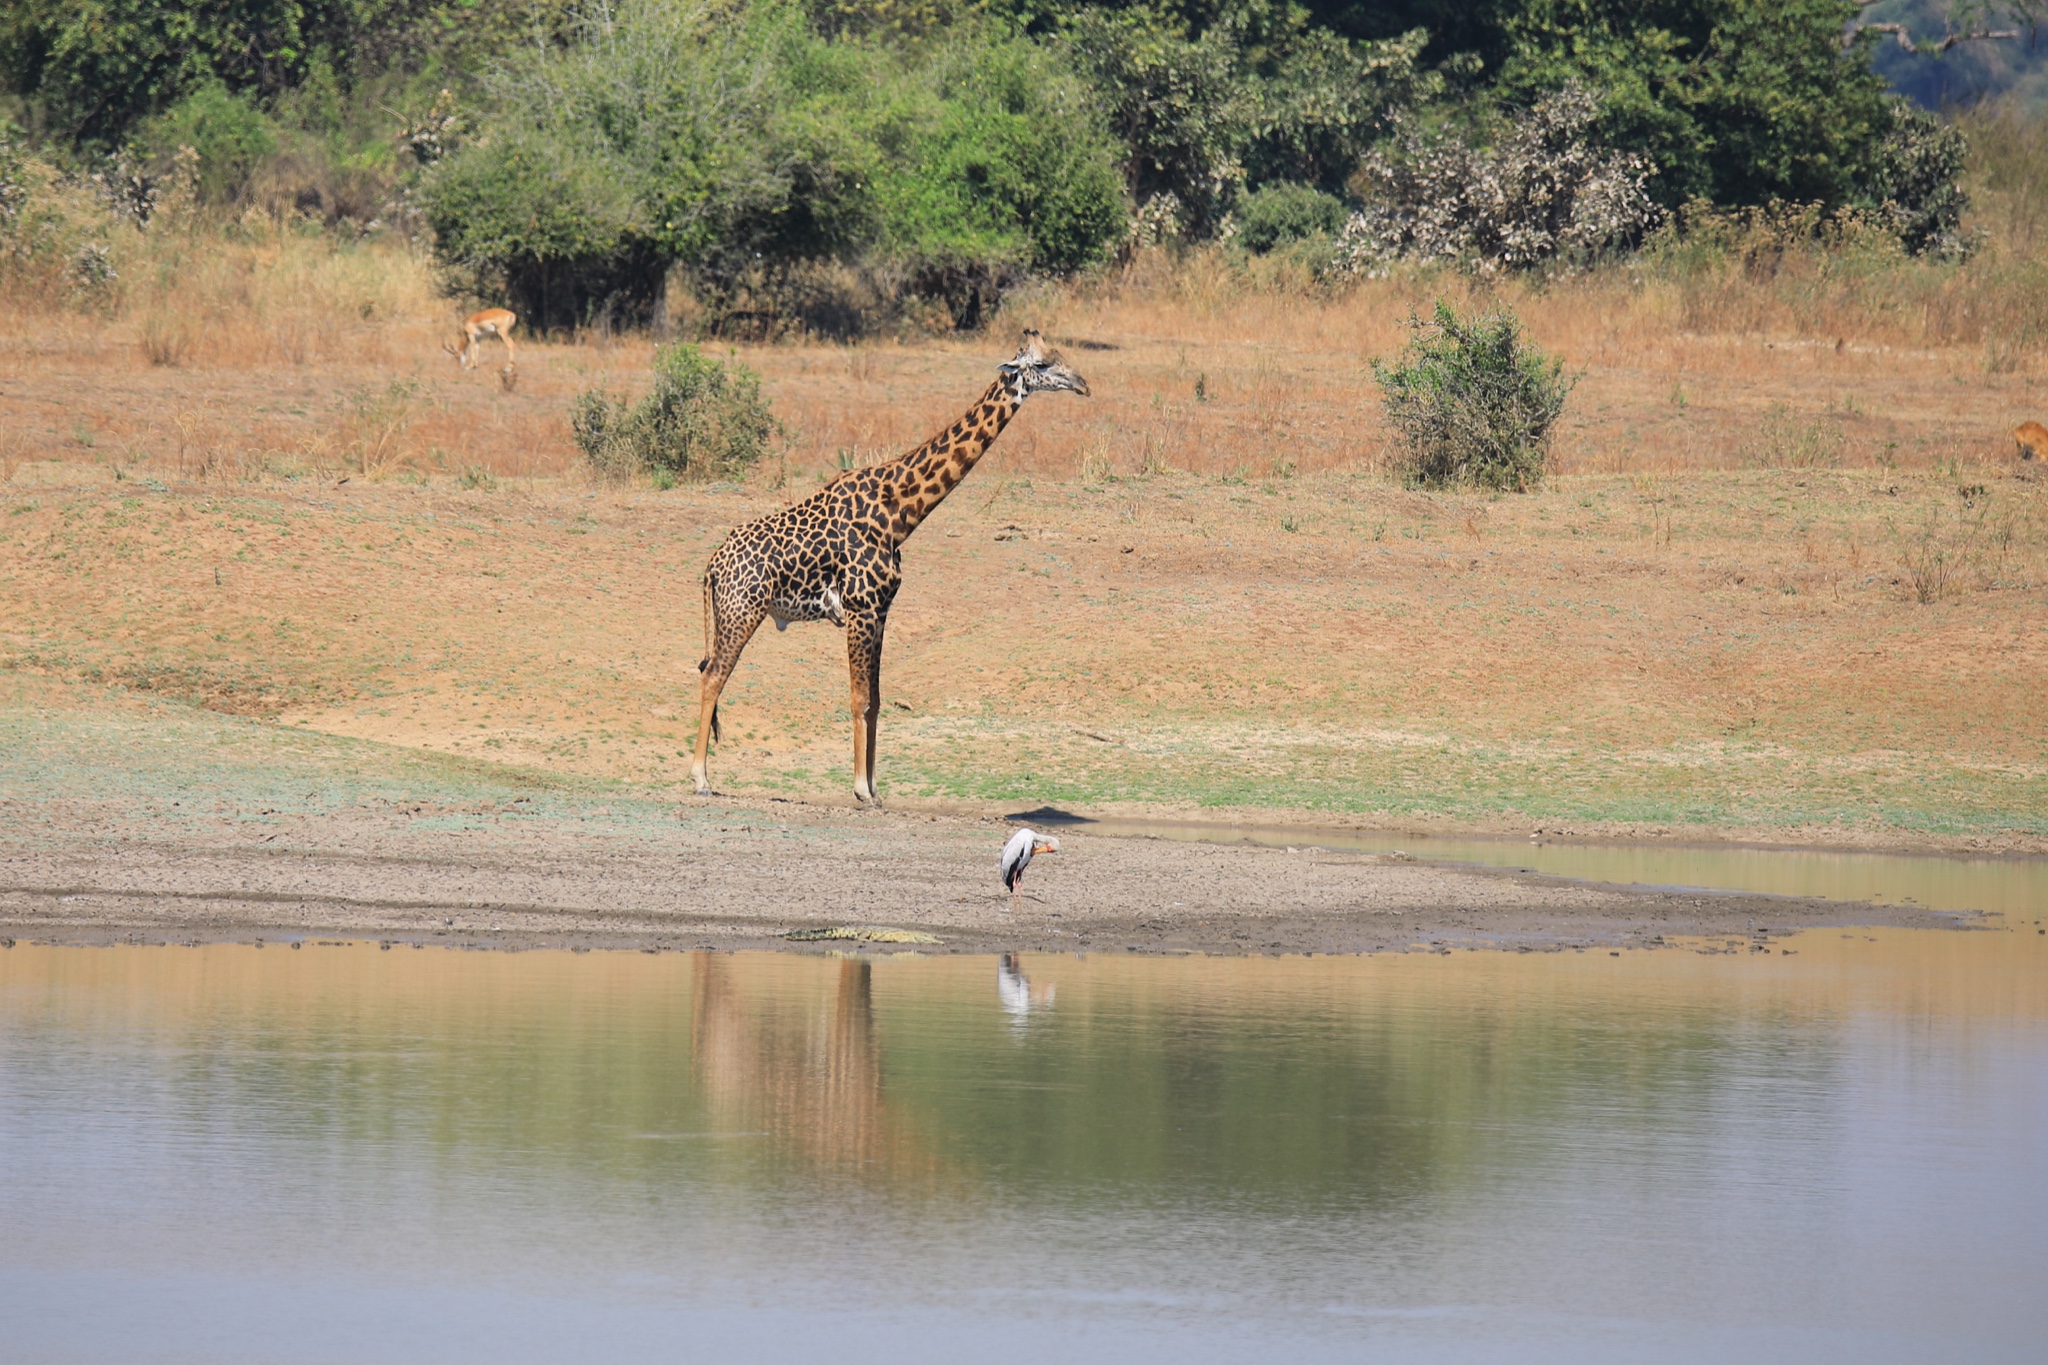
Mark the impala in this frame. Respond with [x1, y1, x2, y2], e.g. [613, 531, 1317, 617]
[444, 308, 518, 371]
[2014, 421, 2048, 463]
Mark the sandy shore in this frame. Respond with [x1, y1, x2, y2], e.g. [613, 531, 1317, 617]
[0, 789, 1972, 955]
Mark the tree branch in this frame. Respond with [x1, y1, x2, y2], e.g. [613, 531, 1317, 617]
[1845, 22, 2021, 53]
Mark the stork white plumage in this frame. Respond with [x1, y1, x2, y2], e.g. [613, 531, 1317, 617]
[999, 827, 1059, 911]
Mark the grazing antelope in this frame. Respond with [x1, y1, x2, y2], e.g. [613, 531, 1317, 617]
[2013, 421, 2048, 462]
[444, 308, 518, 371]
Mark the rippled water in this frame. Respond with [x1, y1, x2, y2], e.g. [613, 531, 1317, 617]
[1050, 816, 2048, 916]
[3, 932, 2043, 1363]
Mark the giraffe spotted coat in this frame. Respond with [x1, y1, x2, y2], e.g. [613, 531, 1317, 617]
[691, 331, 1090, 803]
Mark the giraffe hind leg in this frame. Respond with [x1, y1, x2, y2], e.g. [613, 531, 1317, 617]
[695, 657, 721, 743]
[692, 593, 764, 795]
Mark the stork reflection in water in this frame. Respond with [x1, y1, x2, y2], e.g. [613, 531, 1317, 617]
[998, 952, 1056, 1022]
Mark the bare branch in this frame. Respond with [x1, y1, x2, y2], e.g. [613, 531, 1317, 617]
[1845, 22, 2021, 52]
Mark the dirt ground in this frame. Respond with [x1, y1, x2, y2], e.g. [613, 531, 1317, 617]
[0, 676, 1987, 954]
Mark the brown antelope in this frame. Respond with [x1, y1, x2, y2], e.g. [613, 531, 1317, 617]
[444, 308, 518, 371]
[2013, 421, 2048, 462]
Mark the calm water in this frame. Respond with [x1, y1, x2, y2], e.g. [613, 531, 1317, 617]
[3, 933, 2044, 1364]
[1050, 816, 2048, 917]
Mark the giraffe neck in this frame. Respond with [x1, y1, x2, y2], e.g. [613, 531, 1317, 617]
[872, 376, 1023, 546]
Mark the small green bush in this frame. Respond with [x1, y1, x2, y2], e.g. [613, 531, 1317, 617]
[0, 133, 123, 308]
[573, 343, 779, 482]
[137, 84, 276, 206]
[1234, 182, 1346, 254]
[1371, 301, 1572, 492]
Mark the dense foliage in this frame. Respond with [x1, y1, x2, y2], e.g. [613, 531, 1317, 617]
[0, 0, 555, 146]
[1064, 6, 1435, 235]
[0, 0, 1990, 328]
[422, 0, 1125, 330]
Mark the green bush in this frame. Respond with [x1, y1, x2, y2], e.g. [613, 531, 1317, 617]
[1371, 300, 1573, 492]
[1864, 101, 1970, 258]
[0, 0, 561, 151]
[1233, 182, 1346, 253]
[573, 343, 779, 481]
[136, 84, 276, 206]
[855, 33, 1127, 325]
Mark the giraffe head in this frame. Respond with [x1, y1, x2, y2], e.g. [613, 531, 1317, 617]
[999, 329, 1090, 399]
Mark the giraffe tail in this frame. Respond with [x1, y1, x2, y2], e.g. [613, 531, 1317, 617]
[699, 575, 721, 744]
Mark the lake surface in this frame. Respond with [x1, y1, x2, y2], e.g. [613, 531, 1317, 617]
[1052, 816, 2048, 917]
[3, 931, 2043, 1363]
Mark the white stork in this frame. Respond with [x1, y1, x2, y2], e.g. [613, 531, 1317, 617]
[999, 827, 1059, 912]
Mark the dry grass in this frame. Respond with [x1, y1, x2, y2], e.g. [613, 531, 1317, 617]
[2, 446, 2042, 841]
[5, 216, 2045, 487]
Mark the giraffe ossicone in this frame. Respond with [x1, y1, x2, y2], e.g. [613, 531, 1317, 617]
[690, 330, 1090, 804]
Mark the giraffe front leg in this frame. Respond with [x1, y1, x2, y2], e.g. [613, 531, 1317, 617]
[846, 612, 886, 805]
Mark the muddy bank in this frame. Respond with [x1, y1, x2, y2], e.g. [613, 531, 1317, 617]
[0, 790, 1975, 956]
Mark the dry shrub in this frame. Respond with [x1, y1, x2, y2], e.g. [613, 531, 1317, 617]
[1889, 489, 2029, 603]
[129, 225, 437, 367]
[2, 166, 440, 369]
[0, 143, 123, 311]
[140, 312, 196, 366]
[1742, 403, 1843, 471]
[345, 379, 424, 476]
[1340, 84, 1660, 275]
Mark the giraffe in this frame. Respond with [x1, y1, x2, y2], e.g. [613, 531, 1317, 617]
[692, 330, 1090, 803]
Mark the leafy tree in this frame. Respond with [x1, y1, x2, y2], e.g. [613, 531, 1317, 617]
[1864, 99, 1970, 255]
[1233, 179, 1347, 250]
[1435, 1, 1899, 210]
[1341, 82, 1661, 272]
[1063, 7, 1253, 233]
[1044, 0, 1949, 228]
[419, 127, 658, 327]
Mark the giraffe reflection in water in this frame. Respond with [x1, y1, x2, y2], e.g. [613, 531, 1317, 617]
[997, 953, 1056, 1024]
[690, 953, 934, 1178]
